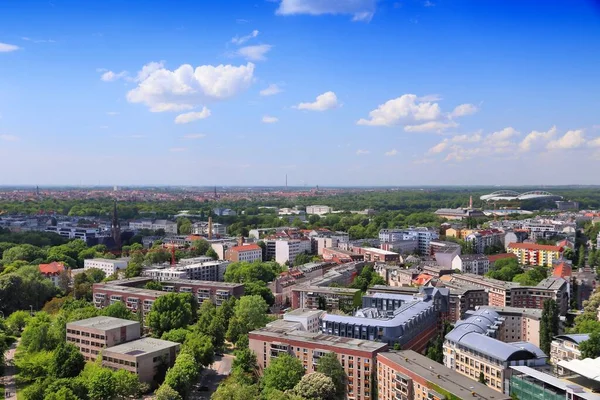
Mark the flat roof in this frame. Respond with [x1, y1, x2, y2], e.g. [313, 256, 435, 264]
[559, 358, 600, 382]
[103, 337, 179, 356]
[161, 279, 243, 288]
[477, 305, 543, 319]
[291, 285, 360, 295]
[250, 326, 388, 353]
[380, 351, 510, 400]
[285, 308, 324, 318]
[85, 258, 129, 263]
[67, 316, 139, 331]
[510, 366, 600, 400]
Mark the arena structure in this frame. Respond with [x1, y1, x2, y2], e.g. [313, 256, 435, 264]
[480, 190, 563, 202]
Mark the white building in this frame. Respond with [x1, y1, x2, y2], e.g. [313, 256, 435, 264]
[84, 258, 128, 276]
[213, 208, 237, 216]
[379, 228, 439, 255]
[306, 205, 333, 215]
[143, 260, 230, 282]
[45, 226, 99, 241]
[129, 219, 178, 234]
[452, 254, 490, 275]
[281, 309, 324, 333]
[191, 221, 227, 236]
[270, 239, 312, 265]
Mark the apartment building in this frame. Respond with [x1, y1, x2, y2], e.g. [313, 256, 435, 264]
[440, 273, 518, 307]
[66, 316, 141, 361]
[102, 337, 179, 384]
[443, 308, 547, 394]
[380, 239, 418, 255]
[511, 277, 570, 316]
[507, 242, 564, 267]
[38, 261, 65, 287]
[452, 254, 490, 275]
[477, 306, 543, 347]
[351, 247, 401, 262]
[225, 244, 262, 263]
[322, 247, 364, 263]
[84, 258, 129, 276]
[45, 225, 99, 241]
[379, 228, 439, 255]
[378, 350, 511, 400]
[550, 334, 590, 365]
[143, 260, 230, 281]
[263, 238, 312, 265]
[277, 309, 324, 333]
[191, 221, 227, 236]
[129, 219, 178, 234]
[291, 285, 361, 311]
[465, 229, 504, 254]
[249, 325, 388, 400]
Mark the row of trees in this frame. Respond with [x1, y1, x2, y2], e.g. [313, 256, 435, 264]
[485, 258, 548, 286]
[569, 287, 600, 359]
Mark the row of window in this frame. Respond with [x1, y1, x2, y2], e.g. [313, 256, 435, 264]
[66, 330, 105, 341]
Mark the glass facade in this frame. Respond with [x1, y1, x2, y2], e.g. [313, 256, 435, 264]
[510, 375, 564, 400]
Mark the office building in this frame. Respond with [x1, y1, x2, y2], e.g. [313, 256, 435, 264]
[378, 350, 511, 400]
[191, 221, 227, 236]
[225, 244, 263, 263]
[263, 238, 312, 265]
[84, 258, 128, 276]
[452, 254, 490, 275]
[510, 365, 600, 400]
[477, 306, 543, 347]
[507, 242, 564, 267]
[440, 273, 518, 307]
[45, 225, 99, 241]
[277, 309, 324, 333]
[550, 334, 590, 365]
[249, 325, 387, 400]
[306, 205, 333, 215]
[66, 316, 141, 361]
[379, 228, 439, 255]
[102, 337, 179, 385]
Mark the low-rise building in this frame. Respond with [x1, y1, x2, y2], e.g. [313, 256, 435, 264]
[322, 247, 364, 263]
[465, 229, 504, 254]
[129, 219, 178, 234]
[550, 334, 590, 365]
[38, 261, 66, 287]
[101, 337, 179, 385]
[351, 247, 400, 263]
[225, 244, 263, 263]
[378, 350, 511, 400]
[452, 254, 490, 275]
[84, 258, 129, 276]
[306, 205, 333, 215]
[143, 260, 229, 282]
[66, 316, 141, 361]
[277, 309, 324, 333]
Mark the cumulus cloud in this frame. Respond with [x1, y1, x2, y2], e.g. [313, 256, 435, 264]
[260, 84, 282, 96]
[236, 44, 272, 61]
[356, 149, 370, 155]
[231, 30, 259, 45]
[357, 94, 442, 127]
[294, 91, 339, 111]
[484, 127, 519, 149]
[405, 121, 458, 133]
[450, 103, 478, 118]
[418, 94, 443, 102]
[519, 126, 557, 152]
[385, 149, 398, 156]
[451, 133, 482, 143]
[0, 42, 19, 52]
[547, 130, 586, 150]
[276, 0, 376, 22]
[174, 107, 211, 124]
[126, 62, 255, 113]
[428, 141, 449, 154]
[100, 70, 128, 82]
[0, 134, 19, 141]
[262, 115, 279, 123]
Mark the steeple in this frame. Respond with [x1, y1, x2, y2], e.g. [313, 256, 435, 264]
[112, 199, 121, 250]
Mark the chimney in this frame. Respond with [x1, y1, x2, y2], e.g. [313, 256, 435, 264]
[469, 195, 473, 209]
[208, 217, 213, 240]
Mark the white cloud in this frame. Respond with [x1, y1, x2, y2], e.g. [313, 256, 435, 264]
[547, 130, 586, 150]
[21, 37, 55, 43]
[450, 103, 478, 118]
[101, 70, 128, 82]
[385, 149, 398, 156]
[260, 84, 282, 96]
[428, 141, 449, 154]
[404, 121, 458, 133]
[484, 127, 519, 148]
[357, 94, 442, 127]
[451, 133, 482, 143]
[262, 115, 279, 123]
[276, 0, 376, 22]
[231, 30, 259, 45]
[183, 134, 207, 139]
[174, 107, 211, 124]
[424, 0, 435, 6]
[519, 126, 557, 152]
[0, 134, 19, 141]
[236, 44, 272, 61]
[0, 42, 19, 52]
[127, 62, 255, 113]
[294, 91, 339, 111]
[418, 94, 443, 102]
[106, 111, 119, 116]
[356, 149, 370, 155]
[169, 147, 187, 152]
[588, 137, 600, 147]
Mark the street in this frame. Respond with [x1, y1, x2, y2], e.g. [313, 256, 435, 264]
[1, 339, 19, 400]
[191, 354, 234, 400]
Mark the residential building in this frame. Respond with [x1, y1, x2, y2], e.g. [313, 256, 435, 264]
[452, 254, 490, 275]
[225, 244, 263, 263]
[128, 219, 178, 234]
[380, 239, 418, 254]
[143, 260, 230, 281]
[276, 309, 324, 333]
[378, 350, 511, 400]
[322, 247, 364, 263]
[249, 325, 387, 400]
[191, 221, 227, 236]
[465, 229, 504, 254]
[306, 205, 333, 215]
[507, 242, 564, 267]
[84, 258, 128, 276]
[511, 277, 570, 316]
[550, 334, 590, 365]
[45, 225, 99, 241]
[351, 247, 401, 263]
[431, 241, 461, 268]
[477, 306, 543, 347]
[38, 261, 65, 287]
[263, 238, 312, 265]
[443, 308, 547, 394]
[102, 337, 179, 385]
[66, 316, 141, 361]
[379, 228, 439, 254]
[291, 285, 361, 311]
[442, 273, 519, 307]
[510, 365, 600, 400]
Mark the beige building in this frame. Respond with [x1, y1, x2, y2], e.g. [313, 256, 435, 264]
[66, 316, 140, 361]
[102, 337, 179, 385]
[550, 334, 590, 366]
[479, 306, 542, 347]
[249, 325, 388, 400]
[378, 350, 511, 400]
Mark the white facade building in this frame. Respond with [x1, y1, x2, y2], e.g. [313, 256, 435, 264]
[379, 228, 439, 255]
[306, 205, 333, 215]
[281, 309, 324, 333]
[84, 258, 128, 276]
[452, 254, 490, 275]
[143, 260, 230, 282]
[129, 219, 178, 234]
[273, 239, 312, 265]
[191, 222, 227, 236]
[45, 226, 99, 241]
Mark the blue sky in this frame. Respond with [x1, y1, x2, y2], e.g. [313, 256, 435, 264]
[1, 0, 600, 186]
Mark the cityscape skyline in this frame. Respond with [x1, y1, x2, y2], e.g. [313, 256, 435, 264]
[1, 0, 599, 186]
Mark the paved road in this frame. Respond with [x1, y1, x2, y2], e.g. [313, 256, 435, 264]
[192, 354, 234, 400]
[2, 340, 19, 400]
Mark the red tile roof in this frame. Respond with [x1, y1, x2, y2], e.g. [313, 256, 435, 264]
[553, 262, 572, 279]
[487, 253, 517, 263]
[507, 242, 562, 252]
[229, 244, 261, 252]
[412, 273, 433, 286]
[38, 261, 65, 275]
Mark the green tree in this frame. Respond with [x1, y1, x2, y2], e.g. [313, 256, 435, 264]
[479, 371, 487, 385]
[145, 280, 163, 291]
[164, 352, 200, 398]
[5, 309, 31, 334]
[232, 348, 257, 375]
[21, 312, 59, 353]
[292, 372, 336, 400]
[316, 353, 346, 400]
[14, 350, 53, 382]
[580, 332, 600, 359]
[182, 333, 214, 367]
[161, 327, 190, 343]
[101, 301, 134, 320]
[206, 247, 219, 260]
[212, 379, 260, 400]
[113, 368, 144, 399]
[540, 299, 559, 355]
[146, 292, 197, 337]
[578, 246, 586, 269]
[190, 239, 210, 256]
[226, 295, 269, 342]
[155, 383, 183, 400]
[44, 386, 79, 400]
[88, 368, 117, 400]
[294, 252, 312, 266]
[262, 354, 305, 392]
[50, 343, 85, 378]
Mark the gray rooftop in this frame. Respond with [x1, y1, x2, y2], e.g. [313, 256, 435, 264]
[103, 337, 179, 356]
[554, 334, 591, 344]
[533, 276, 568, 290]
[291, 285, 360, 295]
[476, 305, 543, 319]
[285, 308, 325, 318]
[381, 351, 510, 400]
[511, 366, 600, 400]
[67, 316, 139, 331]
